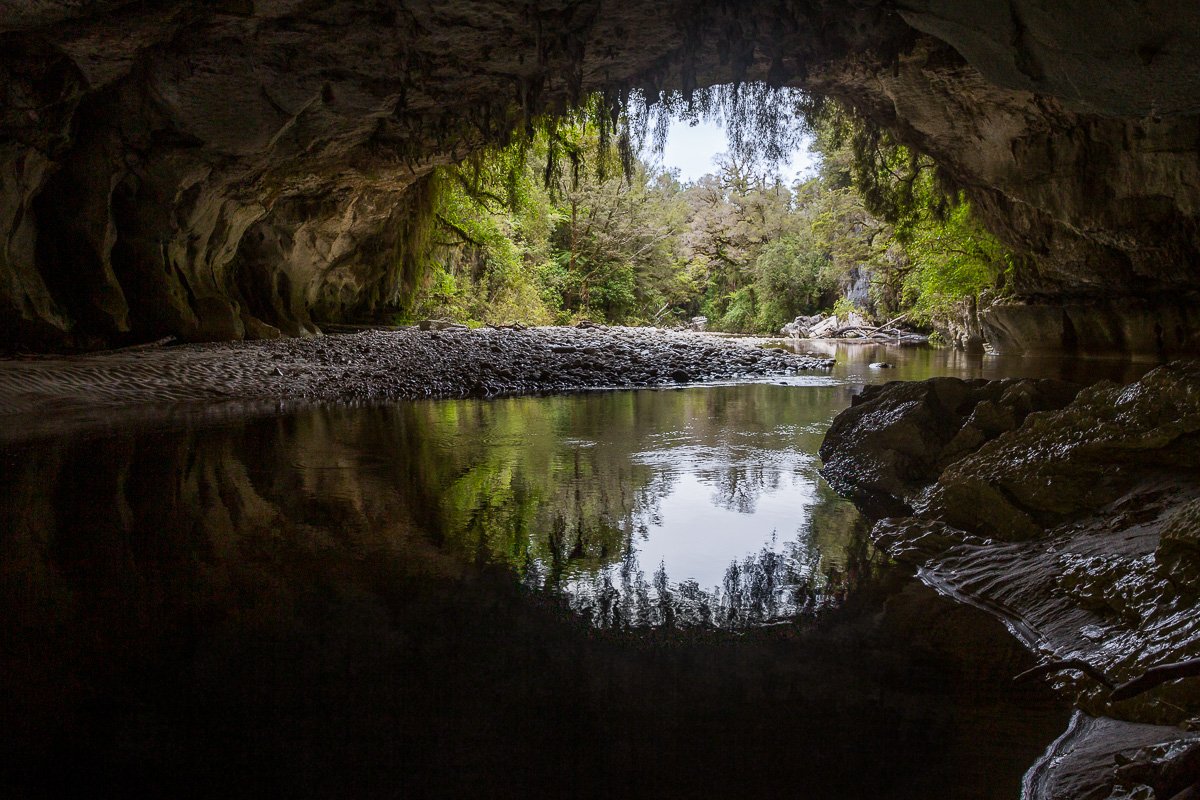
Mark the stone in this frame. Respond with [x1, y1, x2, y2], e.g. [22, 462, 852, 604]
[781, 314, 823, 337]
[927, 362, 1200, 540]
[418, 319, 466, 332]
[822, 364, 1200, 797]
[809, 316, 841, 338]
[819, 375, 1081, 515]
[1157, 499, 1200, 591]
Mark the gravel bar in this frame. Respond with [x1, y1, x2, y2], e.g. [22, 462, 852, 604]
[0, 325, 835, 416]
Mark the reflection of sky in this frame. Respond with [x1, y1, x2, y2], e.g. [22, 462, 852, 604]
[620, 433, 818, 589]
[632, 469, 817, 591]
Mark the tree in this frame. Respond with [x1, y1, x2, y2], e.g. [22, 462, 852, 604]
[401, 88, 1015, 338]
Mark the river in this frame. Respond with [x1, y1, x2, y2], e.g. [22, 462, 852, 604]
[0, 343, 1157, 798]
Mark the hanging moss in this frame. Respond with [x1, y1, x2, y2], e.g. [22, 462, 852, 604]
[388, 173, 443, 315]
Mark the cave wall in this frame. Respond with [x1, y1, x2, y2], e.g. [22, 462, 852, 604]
[1, 1, 1199, 352]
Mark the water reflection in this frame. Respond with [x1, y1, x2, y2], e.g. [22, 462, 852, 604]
[0, 345, 1099, 798]
[777, 339, 1157, 386]
[0, 395, 1065, 798]
[396, 386, 870, 627]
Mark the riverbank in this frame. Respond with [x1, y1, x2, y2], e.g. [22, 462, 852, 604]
[0, 325, 833, 417]
[818, 362, 1200, 799]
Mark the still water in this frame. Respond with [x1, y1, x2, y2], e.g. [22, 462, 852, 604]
[0, 344, 1155, 798]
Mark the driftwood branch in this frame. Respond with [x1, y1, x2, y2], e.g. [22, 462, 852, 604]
[1014, 659, 1115, 689]
[1015, 656, 1200, 702]
[866, 312, 909, 337]
[1111, 657, 1200, 701]
[832, 325, 913, 340]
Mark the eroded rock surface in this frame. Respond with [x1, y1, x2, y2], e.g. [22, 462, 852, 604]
[820, 362, 1200, 798]
[819, 375, 1080, 515]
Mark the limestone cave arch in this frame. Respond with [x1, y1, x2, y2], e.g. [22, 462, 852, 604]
[3, 1, 1199, 352]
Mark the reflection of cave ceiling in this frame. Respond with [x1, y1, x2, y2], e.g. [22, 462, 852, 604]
[2, 1, 1199, 351]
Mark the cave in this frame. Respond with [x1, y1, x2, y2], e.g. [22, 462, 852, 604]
[3, 3, 1200, 799]
[3, 1, 1199, 353]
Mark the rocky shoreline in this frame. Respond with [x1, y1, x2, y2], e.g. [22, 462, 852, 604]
[0, 325, 833, 417]
[819, 362, 1200, 799]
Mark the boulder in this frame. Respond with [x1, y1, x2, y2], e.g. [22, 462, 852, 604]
[418, 319, 467, 332]
[928, 362, 1200, 540]
[781, 314, 825, 337]
[1157, 499, 1200, 591]
[809, 316, 841, 338]
[819, 375, 1081, 515]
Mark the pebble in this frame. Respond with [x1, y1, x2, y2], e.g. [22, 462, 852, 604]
[0, 325, 836, 414]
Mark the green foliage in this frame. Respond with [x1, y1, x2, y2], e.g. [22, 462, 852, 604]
[804, 104, 1014, 327]
[718, 286, 758, 333]
[753, 235, 834, 319]
[397, 86, 1015, 337]
[831, 296, 863, 320]
[898, 195, 1011, 324]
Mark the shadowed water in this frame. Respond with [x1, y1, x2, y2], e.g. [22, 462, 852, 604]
[1, 344, 1155, 798]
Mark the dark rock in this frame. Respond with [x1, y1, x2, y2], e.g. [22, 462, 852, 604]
[1022, 714, 1200, 800]
[819, 375, 1081, 515]
[822, 362, 1200, 799]
[928, 362, 1200, 540]
[1157, 499, 1200, 591]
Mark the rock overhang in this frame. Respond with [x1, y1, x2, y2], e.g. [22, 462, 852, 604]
[3, 0, 1200, 351]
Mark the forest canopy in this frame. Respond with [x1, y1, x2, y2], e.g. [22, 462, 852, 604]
[398, 88, 1013, 336]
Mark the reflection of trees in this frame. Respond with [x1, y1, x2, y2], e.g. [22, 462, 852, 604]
[398, 384, 875, 626]
[562, 476, 878, 630]
[704, 461, 782, 513]
[566, 511, 878, 631]
[408, 396, 680, 585]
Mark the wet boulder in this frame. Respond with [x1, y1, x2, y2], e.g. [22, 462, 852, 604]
[1157, 499, 1200, 591]
[928, 362, 1200, 540]
[819, 376, 1080, 515]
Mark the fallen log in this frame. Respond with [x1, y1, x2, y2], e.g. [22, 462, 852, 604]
[865, 312, 909, 337]
[1014, 655, 1200, 701]
[1111, 657, 1200, 701]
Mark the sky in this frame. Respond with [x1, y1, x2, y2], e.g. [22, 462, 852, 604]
[649, 116, 817, 185]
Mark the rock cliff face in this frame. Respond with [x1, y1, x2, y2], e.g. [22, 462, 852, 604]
[2, 1, 1200, 350]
